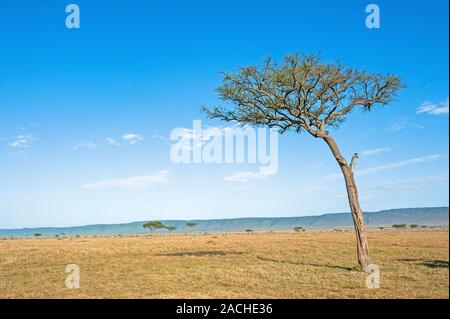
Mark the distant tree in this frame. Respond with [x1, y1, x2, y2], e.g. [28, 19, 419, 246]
[294, 226, 304, 232]
[166, 226, 177, 232]
[143, 221, 165, 233]
[186, 222, 197, 232]
[245, 229, 253, 233]
[409, 224, 418, 229]
[33, 233, 42, 238]
[392, 224, 407, 231]
[143, 221, 177, 234]
[203, 53, 404, 270]
[378, 227, 385, 231]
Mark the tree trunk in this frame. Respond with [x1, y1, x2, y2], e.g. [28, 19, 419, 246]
[321, 134, 371, 270]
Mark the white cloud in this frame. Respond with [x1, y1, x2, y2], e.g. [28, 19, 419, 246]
[122, 133, 143, 144]
[224, 170, 273, 184]
[8, 133, 34, 148]
[361, 147, 391, 156]
[371, 174, 449, 191]
[106, 138, 121, 146]
[171, 125, 237, 153]
[82, 170, 169, 190]
[417, 98, 449, 115]
[386, 118, 409, 132]
[322, 154, 442, 180]
[73, 141, 97, 150]
[356, 154, 442, 176]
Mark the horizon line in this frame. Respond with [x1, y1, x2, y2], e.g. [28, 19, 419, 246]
[1, 206, 448, 231]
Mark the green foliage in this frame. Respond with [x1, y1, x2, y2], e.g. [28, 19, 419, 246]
[204, 53, 404, 134]
[166, 226, 177, 232]
[33, 233, 42, 237]
[392, 224, 407, 229]
[186, 222, 197, 228]
[143, 221, 165, 232]
[410, 224, 418, 229]
[143, 221, 177, 233]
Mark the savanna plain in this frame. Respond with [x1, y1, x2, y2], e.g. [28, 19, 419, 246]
[0, 229, 448, 298]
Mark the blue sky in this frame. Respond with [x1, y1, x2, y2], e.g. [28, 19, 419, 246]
[0, 0, 448, 228]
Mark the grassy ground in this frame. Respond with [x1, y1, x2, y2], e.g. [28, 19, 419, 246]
[0, 229, 448, 298]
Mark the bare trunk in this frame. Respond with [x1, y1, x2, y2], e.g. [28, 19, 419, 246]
[321, 134, 371, 270]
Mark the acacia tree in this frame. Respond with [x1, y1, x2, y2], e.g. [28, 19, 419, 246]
[166, 225, 177, 232]
[186, 222, 197, 232]
[143, 221, 165, 233]
[143, 221, 177, 234]
[203, 54, 404, 270]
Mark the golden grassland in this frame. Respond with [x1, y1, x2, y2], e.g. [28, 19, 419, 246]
[0, 229, 448, 298]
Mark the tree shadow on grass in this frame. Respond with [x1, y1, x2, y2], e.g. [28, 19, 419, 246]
[398, 258, 449, 269]
[156, 251, 244, 257]
[256, 256, 355, 271]
[422, 260, 449, 268]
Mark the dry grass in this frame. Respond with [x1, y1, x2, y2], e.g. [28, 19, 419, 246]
[0, 229, 448, 298]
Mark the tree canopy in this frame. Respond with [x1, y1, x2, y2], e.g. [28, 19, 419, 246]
[204, 54, 404, 136]
[143, 221, 176, 232]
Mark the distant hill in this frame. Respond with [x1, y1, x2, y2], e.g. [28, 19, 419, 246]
[0, 207, 448, 237]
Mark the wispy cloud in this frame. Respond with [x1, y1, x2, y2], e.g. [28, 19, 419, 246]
[361, 147, 391, 156]
[8, 133, 34, 148]
[386, 118, 425, 132]
[73, 141, 97, 150]
[106, 137, 121, 146]
[357, 154, 442, 176]
[322, 154, 442, 180]
[82, 170, 169, 190]
[370, 174, 449, 191]
[417, 98, 449, 115]
[171, 124, 237, 153]
[224, 170, 273, 184]
[122, 133, 143, 144]
[386, 118, 409, 132]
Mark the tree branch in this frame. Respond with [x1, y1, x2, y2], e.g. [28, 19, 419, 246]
[350, 153, 359, 172]
[205, 53, 404, 135]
